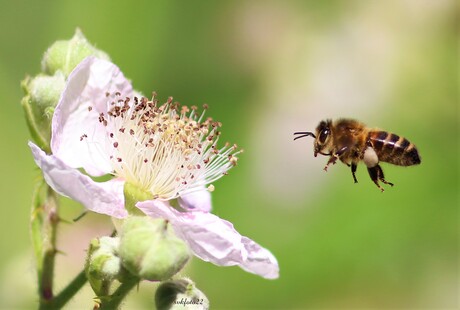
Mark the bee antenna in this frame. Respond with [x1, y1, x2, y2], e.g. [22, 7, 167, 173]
[293, 131, 316, 141]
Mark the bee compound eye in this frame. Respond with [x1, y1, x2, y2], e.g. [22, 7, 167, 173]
[319, 129, 329, 144]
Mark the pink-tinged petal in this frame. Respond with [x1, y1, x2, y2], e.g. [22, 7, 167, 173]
[136, 200, 279, 279]
[239, 237, 279, 279]
[178, 189, 212, 212]
[30, 142, 128, 219]
[51, 56, 133, 176]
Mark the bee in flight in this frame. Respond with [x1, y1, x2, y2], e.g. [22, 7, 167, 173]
[294, 119, 421, 192]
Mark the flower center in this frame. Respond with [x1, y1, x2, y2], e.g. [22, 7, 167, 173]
[83, 93, 240, 200]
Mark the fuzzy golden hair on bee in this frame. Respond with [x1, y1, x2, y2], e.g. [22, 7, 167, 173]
[294, 118, 421, 192]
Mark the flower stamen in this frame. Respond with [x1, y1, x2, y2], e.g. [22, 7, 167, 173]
[81, 94, 239, 200]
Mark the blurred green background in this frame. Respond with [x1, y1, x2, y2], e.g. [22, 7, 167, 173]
[0, 0, 457, 309]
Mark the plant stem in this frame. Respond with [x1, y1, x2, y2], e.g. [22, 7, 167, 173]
[99, 277, 140, 310]
[30, 178, 62, 305]
[39, 270, 88, 310]
[30, 178, 46, 293]
[41, 186, 60, 300]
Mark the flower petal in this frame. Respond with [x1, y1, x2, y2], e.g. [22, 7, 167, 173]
[29, 142, 128, 218]
[178, 189, 212, 212]
[136, 200, 279, 279]
[51, 56, 133, 176]
[239, 237, 279, 279]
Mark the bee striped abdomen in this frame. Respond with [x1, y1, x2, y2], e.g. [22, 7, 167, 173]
[368, 131, 421, 166]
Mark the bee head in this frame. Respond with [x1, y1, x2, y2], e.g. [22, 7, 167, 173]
[293, 119, 333, 157]
[313, 119, 333, 157]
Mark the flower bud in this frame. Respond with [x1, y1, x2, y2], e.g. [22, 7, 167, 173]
[85, 236, 122, 296]
[41, 28, 110, 77]
[21, 72, 66, 150]
[155, 278, 209, 310]
[119, 216, 190, 281]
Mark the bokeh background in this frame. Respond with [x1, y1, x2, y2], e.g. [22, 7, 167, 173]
[0, 0, 458, 309]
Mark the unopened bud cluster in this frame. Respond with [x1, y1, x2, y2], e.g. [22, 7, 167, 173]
[21, 29, 110, 150]
[85, 216, 191, 297]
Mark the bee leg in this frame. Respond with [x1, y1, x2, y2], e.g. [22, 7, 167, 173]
[324, 146, 348, 172]
[336, 146, 348, 157]
[376, 165, 394, 187]
[324, 155, 338, 171]
[351, 163, 358, 183]
[367, 166, 385, 192]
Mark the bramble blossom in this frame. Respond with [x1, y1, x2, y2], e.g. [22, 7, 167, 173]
[29, 56, 279, 279]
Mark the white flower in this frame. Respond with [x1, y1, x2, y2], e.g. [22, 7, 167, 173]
[29, 56, 279, 279]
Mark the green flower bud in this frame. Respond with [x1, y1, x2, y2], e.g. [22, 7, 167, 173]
[42, 28, 110, 77]
[21, 72, 66, 150]
[119, 216, 190, 281]
[155, 278, 209, 310]
[86, 236, 122, 296]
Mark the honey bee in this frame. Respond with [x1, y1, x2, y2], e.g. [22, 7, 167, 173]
[294, 119, 421, 191]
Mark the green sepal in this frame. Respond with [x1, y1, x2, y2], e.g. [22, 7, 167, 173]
[123, 182, 153, 216]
